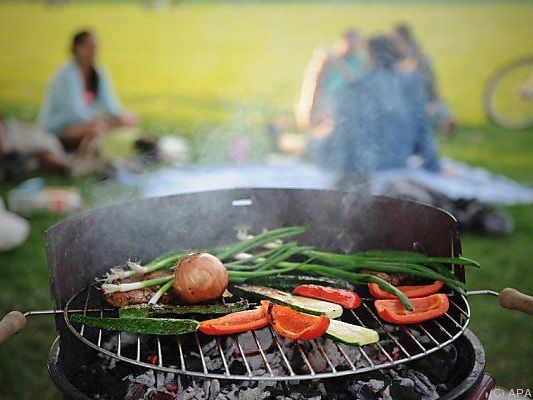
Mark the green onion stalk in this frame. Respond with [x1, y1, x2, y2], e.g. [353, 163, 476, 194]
[148, 279, 174, 304]
[353, 249, 481, 268]
[216, 226, 306, 260]
[333, 261, 464, 293]
[305, 250, 467, 293]
[104, 251, 187, 282]
[104, 226, 306, 282]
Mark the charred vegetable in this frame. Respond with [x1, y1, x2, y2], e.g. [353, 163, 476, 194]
[71, 314, 199, 335]
[119, 300, 250, 318]
[173, 253, 228, 304]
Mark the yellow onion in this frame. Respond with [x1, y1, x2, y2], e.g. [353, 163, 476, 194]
[173, 253, 228, 304]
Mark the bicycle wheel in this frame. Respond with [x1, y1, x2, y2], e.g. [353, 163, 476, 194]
[484, 56, 533, 130]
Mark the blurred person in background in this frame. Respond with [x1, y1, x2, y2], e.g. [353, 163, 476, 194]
[295, 27, 366, 134]
[38, 30, 137, 153]
[329, 35, 440, 185]
[273, 28, 366, 155]
[0, 114, 71, 177]
[392, 23, 456, 134]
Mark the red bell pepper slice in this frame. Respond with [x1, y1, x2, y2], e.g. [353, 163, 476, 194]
[368, 280, 444, 299]
[199, 307, 268, 335]
[292, 284, 361, 309]
[374, 294, 449, 324]
[261, 300, 330, 340]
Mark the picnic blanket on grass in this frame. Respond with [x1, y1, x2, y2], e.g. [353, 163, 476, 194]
[116, 158, 533, 207]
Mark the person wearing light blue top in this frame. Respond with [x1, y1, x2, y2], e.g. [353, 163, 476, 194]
[39, 30, 136, 151]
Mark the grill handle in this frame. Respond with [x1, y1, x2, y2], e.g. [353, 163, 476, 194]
[499, 288, 533, 315]
[0, 311, 27, 344]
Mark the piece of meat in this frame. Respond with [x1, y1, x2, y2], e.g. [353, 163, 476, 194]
[360, 270, 410, 286]
[102, 270, 174, 307]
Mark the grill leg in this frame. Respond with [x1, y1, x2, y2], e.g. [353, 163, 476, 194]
[467, 375, 495, 400]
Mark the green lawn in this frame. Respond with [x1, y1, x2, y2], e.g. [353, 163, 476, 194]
[1, 1, 533, 399]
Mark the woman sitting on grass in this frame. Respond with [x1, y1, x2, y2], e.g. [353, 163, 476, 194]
[38, 30, 136, 152]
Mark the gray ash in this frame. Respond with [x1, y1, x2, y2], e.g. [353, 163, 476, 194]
[73, 350, 447, 400]
[72, 331, 455, 400]
[119, 365, 443, 400]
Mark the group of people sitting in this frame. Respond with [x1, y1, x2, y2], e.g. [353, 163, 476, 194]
[0, 30, 134, 178]
[1, 25, 451, 182]
[276, 24, 455, 185]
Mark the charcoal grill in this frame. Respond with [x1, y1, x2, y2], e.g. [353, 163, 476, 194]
[2, 188, 532, 399]
[62, 283, 470, 381]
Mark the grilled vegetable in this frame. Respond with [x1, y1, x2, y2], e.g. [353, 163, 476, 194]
[173, 253, 228, 304]
[307, 249, 480, 268]
[297, 264, 414, 311]
[236, 285, 343, 318]
[304, 250, 467, 294]
[262, 300, 330, 340]
[292, 285, 361, 310]
[326, 319, 379, 346]
[354, 249, 481, 268]
[100, 226, 477, 312]
[198, 307, 268, 335]
[243, 275, 356, 292]
[374, 294, 449, 324]
[368, 281, 444, 299]
[71, 314, 199, 335]
[119, 300, 250, 319]
[217, 226, 306, 260]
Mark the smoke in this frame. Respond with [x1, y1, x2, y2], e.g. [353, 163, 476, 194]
[192, 102, 272, 165]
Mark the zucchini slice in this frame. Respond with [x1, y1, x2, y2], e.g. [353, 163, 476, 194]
[119, 300, 250, 319]
[236, 284, 343, 319]
[244, 274, 356, 292]
[326, 319, 379, 346]
[71, 314, 199, 335]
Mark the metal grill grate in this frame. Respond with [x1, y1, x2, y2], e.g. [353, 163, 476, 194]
[63, 284, 470, 382]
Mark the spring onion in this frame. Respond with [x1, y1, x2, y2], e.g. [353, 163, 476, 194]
[148, 279, 174, 304]
[216, 226, 306, 260]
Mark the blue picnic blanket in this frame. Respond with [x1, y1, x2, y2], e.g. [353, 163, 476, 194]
[116, 158, 533, 206]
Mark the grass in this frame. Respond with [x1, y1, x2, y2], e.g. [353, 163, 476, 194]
[0, 1, 532, 399]
[1, 1, 533, 127]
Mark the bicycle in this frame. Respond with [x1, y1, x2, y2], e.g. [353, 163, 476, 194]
[484, 55, 533, 130]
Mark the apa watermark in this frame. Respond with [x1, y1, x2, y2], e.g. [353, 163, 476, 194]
[492, 388, 532, 398]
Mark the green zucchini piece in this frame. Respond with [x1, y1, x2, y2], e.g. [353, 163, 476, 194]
[236, 284, 343, 319]
[119, 300, 250, 319]
[71, 314, 199, 335]
[243, 274, 356, 292]
[326, 319, 379, 346]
